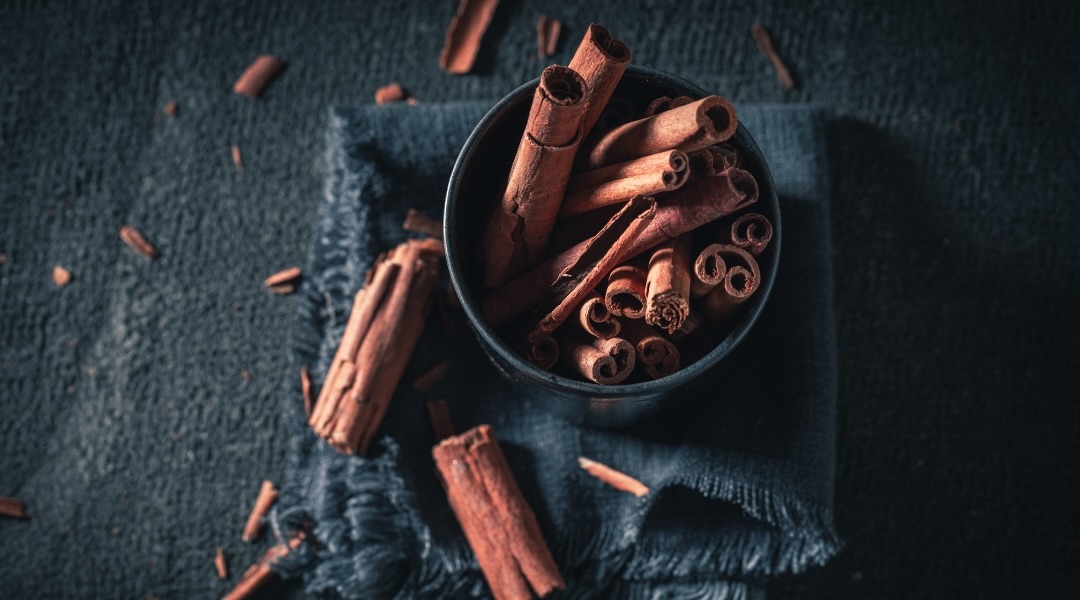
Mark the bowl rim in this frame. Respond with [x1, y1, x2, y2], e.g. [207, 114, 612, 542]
[444, 64, 781, 400]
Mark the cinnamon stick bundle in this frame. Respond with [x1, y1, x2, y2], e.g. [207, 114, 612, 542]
[644, 234, 693, 334]
[566, 24, 631, 141]
[558, 331, 635, 384]
[577, 291, 621, 339]
[619, 318, 680, 379]
[481, 65, 588, 288]
[433, 425, 564, 599]
[604, 262, 648, 319]
[558, 151, 690, 219]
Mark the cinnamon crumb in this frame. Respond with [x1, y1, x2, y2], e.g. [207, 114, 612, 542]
[52, 265, 72, 288]
[231, 145, 243, 174]
[577, 456, 649, 497]
[214, 547, 229, 579]
[163, 101, 178, 117]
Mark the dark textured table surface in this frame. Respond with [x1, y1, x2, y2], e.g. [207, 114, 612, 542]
[2, 1, 1078, 598]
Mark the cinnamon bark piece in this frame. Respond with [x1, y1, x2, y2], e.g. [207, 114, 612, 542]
[52, 265, 71, 288]
[521, 330, 559, 371]
[536, 15, 561, 57]
[329, 240, 441, 455]
[232, 145, 243, 174]
[644, 234, 693, 334]
[481, 65, 587, 288]
[412, 360, 451, 392]
[214, 547, 229, 579]
[529, 196, 655, 341]
[426, 399, 456, 441]
[374, 82, 410, 105]
[241, 480, 278, 543]
[558, 332, 635, 384]
[701, 245, 761, 327]
[643, 96, 672, 117]
[567, 23, 631, 141]
[710, 143, 742, 170]
[567, 150, 689, 192]
[577, 291, 621, 339]
[559, 155, 689, 219]
[402, 208, 443, 238]
[483, 168, 759, 327]
[686, 148, 715, 179]
[730, 212, 774, 255]
[300, 366, 313, 420]
[233, 55, 285, 97]
[577, 456, 649, 497]
[163, 101, 178, 117]
[264, 267, 301, 294]
[0, 496, 29, 520]
[577, 96, 738, 170]
[439, 0, 502, 74]
[222, 533, 304, 600]
[119, 225, 159, 259]
[751, 21, 795, 91]
[619, 318, 680, 379]
[604, 263, 648, 319]
[690, 243, 729, 298]
[433, 425, 564, 599]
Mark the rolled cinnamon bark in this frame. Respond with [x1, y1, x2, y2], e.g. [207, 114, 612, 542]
[690, 243, 729, 298]
[577, 95, 738, 170]
[433, 425, 565, 599]
[481, 65, 588, 288]
[619, 318, 680, 379]
[644, 234, 693, 334]
[710, 143, 742, 170]
[558, 332, 635, 384]
[604, 263, 647, 319]
[567, 149, 688, 192]
[642, 96, 672, 117]
[686, 148, 715, 179]
[482, 168, 759, 327]
[567, 23, 631, 140]
[559, 152, 689, 219]
[701, 244, 761, 327]
[730, 212, 774, 255]
[522, 330, 559, 371]
[577, 291, 621, 339]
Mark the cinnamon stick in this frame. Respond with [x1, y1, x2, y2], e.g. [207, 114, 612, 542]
[0, 496, 29, 520]
[644, 234, 693, 334]
[222, 533, 304, 600]
[690, 242, 729, 298]
[522, 330, 559, 371]
[233, 55, 285, 97]
[214, 547, 229, 579]
[300, 366, 313, 420]
[481, 65, 587, 287]
[577, 291, 621, 339]
[558, 154, 689, 219]
[433, 425, 564, 599]
[577, 95, 738, 170]
[536, 15, 561, 58]
[241, 480, 278, 543]
[402, 208, 443, 238]
[700, 244, 761, 327]
[440, 0, 502, 74]
[119, 225, 159, 259]
[375, 82, 410, 105]
[567, 23, 631, 141]
[594, 96, 637, 134]
[232, 144, 243, 174]
[413, 360, 451, 392]
[482, 168, 759, 327]
[619, 318, 680, 379]
[264, 267, 301, 294]
[751, 21, 795, 91]
[577, 456, 649, 497]
[52, 265, 71, 288]
[426, 399, 456, 441]
[642, 96, 672, 117]
[730, 212, 774, 255]
[568, 150, 688, 191]
[604, 262, 648, 319]
[558, 332, 635, 384]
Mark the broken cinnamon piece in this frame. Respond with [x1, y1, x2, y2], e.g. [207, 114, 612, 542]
[439, 0, 502, 74]
[536, 14, 561, 57]
[163, 101, 178, 117]
[426, 399, 456, 441]
[402, 208, 443, 238]
[529, 196, 655, 342]
[730, 212, 774, 255]
[559, 151, 690, 219]
[374, 82, 410, 105]
[577, 95, 738, 170]
[233, 55, 285, 97]
[577, 291, 621, 339]
[119, 225, 159, 259]
[264, 267, 301, 294]
[701, 245, 761, 327]
[231, 144, 243, 174]
[642, 96, 671, 117]
[300, 366, 313, 420]
[214, 547, 229, 579]
[644, 234, 693, 334]
[241, 480, 278, 543]
[221, 533, 304, 600]
[521, 329, 559, 371]
[567, 23, 631, 140]
[577, 456, 649, 497]
[751, 21, 795, 91]
[433, 425, 564, 598]
[686, 148, 716, 179]
[619, 318, 680, 379]
[481, 65, 588, 288]
[558, 332, 635, 384]
[690, 243, 729, 298]
[413, 360, 451, 392]
[0, 496, 29, 520]
[604, 262, 648, 319]
[52, 265, 71, 288]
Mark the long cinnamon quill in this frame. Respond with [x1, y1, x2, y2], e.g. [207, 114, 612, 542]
[558, 152, 689, 219]
[567, 24, 631, 140]
[440, 0, 502, 74]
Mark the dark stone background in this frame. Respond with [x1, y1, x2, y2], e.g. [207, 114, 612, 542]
[2, 0, 1077, 598]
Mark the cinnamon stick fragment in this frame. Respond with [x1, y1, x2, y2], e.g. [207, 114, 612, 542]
[440, 0, 502, 74]
[577, 456, 649, 497]
[233, 55, 285, 97]
[413, 360, 451, 392]
[644, 234, 693, 334]
[619, 318, 680, 379]
[222, 533, 304, 600]
[374, 82, 411, 105]
[163, 101, 178, 117]
[730, 212, 774, 255]
[119, 225, 159, 259]
[402, 208, 443, 238]
[231, 145, 243, 174]
[559, 158, 689, 219]
[567, 24, 631, 140]
[0, 496, 29, 520]
[604, 263, 648, 319]
[426, 399, 456, 441]
[521, 330, 559, 371]
[214, 547, 229, 579]
[300, 366, 313, 420]
[558, 332, 635, 384]
[751, 21, 795, 91]
[433, 425, 564, 599]
[52, 265, 71, 288]
[536, 15, 561, 58]
[577, 291, 621, 339]
[241, 480, 278, 543]
[264, 267, 301, 294]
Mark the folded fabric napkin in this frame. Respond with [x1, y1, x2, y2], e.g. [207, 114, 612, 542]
[273, 102, 840, 599]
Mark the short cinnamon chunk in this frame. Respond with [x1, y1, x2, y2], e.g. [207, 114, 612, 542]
[433, 425, 564, 600]
[233, 55, 285, 97]
[0, 496, 29, 520]
[241, 480, 278, 543]
[119, 225, 159, 260]
[214, 547, 229, 579]
[264, 267, 302, 295]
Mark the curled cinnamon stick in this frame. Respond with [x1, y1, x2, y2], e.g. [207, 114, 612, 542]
[522, 330, 559, 371]
[567, 23, 631, 140]
[594, 96, 637, 133]
[578, 95, 738, 170]
[433, 425, 564, 599]
[577, 291, 621, 339]
[233, 55, 285, 97]
[686, 148, 715, 179]
[751, 21, 795, 91]
[619, 318, 680, 379]
[559, 152, 689, 219]
[710, 143, 742, 170]
[558, 332, 635, 384]
[481, 65, 588, 287]
[536, 14, 561, 58]
[241, 480, 278, 543]
[440, 0, 502, 74]
[643, 96, 672, 117]
[0, 496, 29, 520]
[730, 212, 774, 255]
[119, 225, 159, 259]
[402, 208, 443, 238]
[691, 243, 728, 298]
[577, 456, 649, 497]
[604, 263, 647, 320]
[644, 234, 693, 334]
[701, 245, 761, 327]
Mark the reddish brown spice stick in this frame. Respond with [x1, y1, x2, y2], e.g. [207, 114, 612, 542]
[558, 169, 688, 219]
[619, 318, 680, 379]
[691, 243, 729, 298]
[521, 330, 559, 371]
[413, 360, 451, 392]
[567, 150, 688, 192]
[119, 225, 159, 259]
[232, 145, 244, 174]
[578, 96, 738, 170]
[482, 168, 759, 327]
[375, 82, 409, 105]
[558, 332, 635, 384]
[241, 480, 278, 543]
[233, 55, 285, 97]
[0, 496, 29, 519]
[751, 21, 795, 91]
[536, 14, 561, 58]
[701, 244, 761, 327]
[221, 535, 302, 600]
[604, 263, 647, 319]
[644, 234, 693, 334]
[433, 425, 564, 599]
[440, 0, 502, 74]
[426, 399, 456, 441]
[402, 208, 443, 238]
[577, 456, 649, 497]
[730, 212, 774, 255]
[567, 23, 631, 140]
[264, 267, 301, 294]
[300, 366, 313, 419]
[577, 291, 621, 339]
[481, 65, 588, 288]
[214, 547, 229, 579]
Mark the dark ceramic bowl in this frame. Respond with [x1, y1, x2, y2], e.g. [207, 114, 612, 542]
[444, 65, 780, 427]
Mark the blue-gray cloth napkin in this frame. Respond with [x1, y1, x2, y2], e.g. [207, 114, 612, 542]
[273, 102, 840, 599]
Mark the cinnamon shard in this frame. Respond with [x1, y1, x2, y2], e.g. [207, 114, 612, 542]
[119, 225, 159, 259]
[426, 399, 456, 441]
[402, 208, 443, 238]
[163, 101, 178, 117]
[433, 425, 565, 598]
[300, 366, 313, 420]
[413, 360, 451, 392]
[222, 533, 304, 600]
[214, 547, 229, 579]
[52, 265, 72, 288]
[241, 480, 278, 543]
[264, 267, 302, 294]
[577, 456, 649, 497]
[375, 82, 411, 105]
[751, 21, 795, 91]
[536, 14, 561, 58]
[232, 145, 243, 174]
[233, 55, 285, 97]
[0, 496, 29, 520]
[440, 0, 502, 74]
